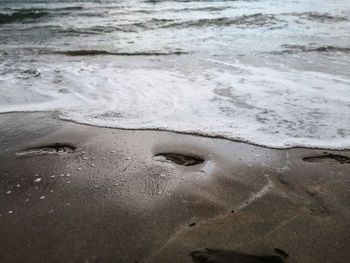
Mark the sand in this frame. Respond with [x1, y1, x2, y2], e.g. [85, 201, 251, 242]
[0, 112, 349, 263]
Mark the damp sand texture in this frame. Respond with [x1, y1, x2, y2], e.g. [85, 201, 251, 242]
[1, 113, 350, 263]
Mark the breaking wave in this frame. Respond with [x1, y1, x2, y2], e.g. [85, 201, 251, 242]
[287, 12, 348, 23]
[54, 50, 188, 56]
[0, 9, 49, 24]
[278, 44, 350, 54]
[160, 13, 284, 29]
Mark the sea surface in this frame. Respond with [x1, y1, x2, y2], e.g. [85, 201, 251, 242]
[1, 0, 350, 148]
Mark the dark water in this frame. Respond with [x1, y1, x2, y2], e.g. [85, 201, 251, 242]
[1, 0, 350, 148]
[1, 0, 350, 59]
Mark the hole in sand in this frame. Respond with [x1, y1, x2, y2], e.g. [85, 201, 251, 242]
[16, 143, 76, 157]
[153, 153, 204, 166]
[303, 154, 350, 164]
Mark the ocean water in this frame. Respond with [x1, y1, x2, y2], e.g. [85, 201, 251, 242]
[1, 0, 350, 149]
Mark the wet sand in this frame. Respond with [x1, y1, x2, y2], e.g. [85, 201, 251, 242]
[0, 112, 350, 263]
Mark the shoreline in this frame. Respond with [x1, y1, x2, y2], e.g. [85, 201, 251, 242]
[1, 110, 349, 151]
[1, 112, 350, 263]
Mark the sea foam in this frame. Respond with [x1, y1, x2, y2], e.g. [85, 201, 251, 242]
[1, 57, 349, 149]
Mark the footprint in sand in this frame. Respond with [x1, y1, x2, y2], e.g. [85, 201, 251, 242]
[153, 153, 204, 166]
[274, 248, 289, 259]
[190, 248, 285, 263]
[303, 153, 350, 164]
[15, 143, 76, 157]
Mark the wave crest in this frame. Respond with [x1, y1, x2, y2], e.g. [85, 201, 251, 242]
[160, 13, 284, 29]
[279, 44, 350, 54]
[291, 12, 348, 22]
[0, 9, 48, 24]
[54, 50, 188, 56]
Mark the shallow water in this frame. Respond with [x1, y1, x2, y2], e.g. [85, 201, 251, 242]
[1, 0, 350, 148]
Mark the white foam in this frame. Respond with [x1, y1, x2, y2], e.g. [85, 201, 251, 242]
[1, 58, 350, 149]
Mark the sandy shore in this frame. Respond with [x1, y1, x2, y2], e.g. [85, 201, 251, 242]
[0, 112, 349, 263]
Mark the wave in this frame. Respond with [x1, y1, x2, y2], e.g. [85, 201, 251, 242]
[145, 0, 241, 3]
[159, 13, 284, 29]
[0, 9, 49, 24]
[278, 44, 350, 54]
[91, 14, 281, 31]
[54, 26, 135, 35]
[0, 6, 86, 25]
[2, 59, 349, 149]
[49, 6, 84, 11]
[134, 6, 233, 14]
[16, 24, 137, 36]
[54, 50, 188, 56]
[2, 12, 284, 33]
[165, 6, 234, 13]
[286, 12, 348, 23]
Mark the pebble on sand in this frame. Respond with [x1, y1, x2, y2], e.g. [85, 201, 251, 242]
[34, 178, 42, 183]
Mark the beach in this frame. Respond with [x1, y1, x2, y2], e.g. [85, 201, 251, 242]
[1, 112, 349, 263]
[1, 1, 350, 261]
